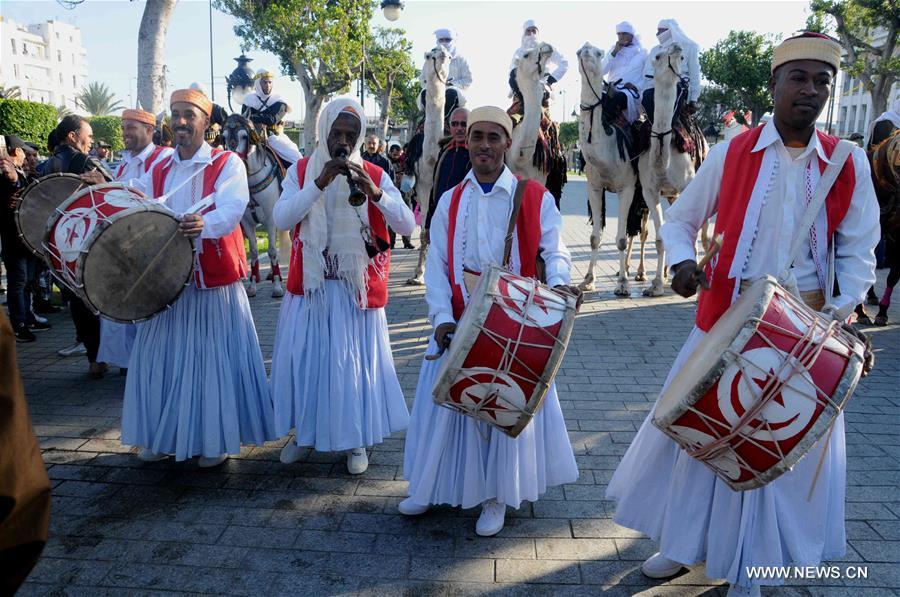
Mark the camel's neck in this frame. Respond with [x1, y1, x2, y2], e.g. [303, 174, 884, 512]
[579, 73, 604, 143]
[520, 78, 543, 133]
[424, 75, 446, 149]
[652, 76, 677, 132]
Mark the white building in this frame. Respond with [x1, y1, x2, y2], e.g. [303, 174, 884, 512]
[833, 28, 899, 143]
[0, 17, 88, 113]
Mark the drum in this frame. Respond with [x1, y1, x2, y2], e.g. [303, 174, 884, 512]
[15, 173, 86, 257]
[432, 265, 577, 438]
[653, 276, 865, 491]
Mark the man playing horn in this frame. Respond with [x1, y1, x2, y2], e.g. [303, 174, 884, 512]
[606, 33, 879, 596]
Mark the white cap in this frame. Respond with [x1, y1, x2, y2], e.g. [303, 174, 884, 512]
[616, 21, 635, 35]
[523, 19, 537, 31]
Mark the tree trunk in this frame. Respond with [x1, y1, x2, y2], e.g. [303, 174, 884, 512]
[302, 94, 324, 155]
[137, 0, 178, 115]
[379, 80, 394, 140]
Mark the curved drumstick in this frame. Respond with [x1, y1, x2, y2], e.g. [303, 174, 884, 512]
[696, 233, 724, 272]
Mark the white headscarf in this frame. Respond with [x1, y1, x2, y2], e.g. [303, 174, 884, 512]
[614, 21, 643, 51]
[521, 19, 540, 50]
[298, 97, 371, 305]
[242, 69, 290, 112]
[656, 18, 695, 48]
[434, 28, 458, 58]
[868, 97, 900, 141]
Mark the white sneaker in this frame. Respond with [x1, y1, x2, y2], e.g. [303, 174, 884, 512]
[641, 552, 685, 579]
[57, 342, 87, 357]
[475, 499, 506, 536]
[726, 584, 761, 597]
[137, 448, 167, 462]
[198, 454, 228, 468]
[347, 448, 368, 474]
[280, 442, 304, 464]
[398, 497, 430, 516]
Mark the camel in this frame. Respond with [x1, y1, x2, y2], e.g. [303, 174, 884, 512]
[407, 47, 450, 286]
[637, 43, 707, 296]
[575, 42, 642, 294]
[509, 42, 554, 184]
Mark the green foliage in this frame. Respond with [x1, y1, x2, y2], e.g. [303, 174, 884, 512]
[89, 116, 124, 152]
[391, 70, 422, 127]
[78, 82, 124, 116]
[215, 0, 375, 97]
[0, 99, 58, 147]
[559, 121, 579, 149]
[365, 26, 417, 132]
[696, 86, 737, 135]
[282, 128, 301, 145]
[700, 30, 776, 127]
[0, 85, 22, 100]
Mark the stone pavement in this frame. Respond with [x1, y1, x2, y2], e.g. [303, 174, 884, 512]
[13, 178, 900, 596]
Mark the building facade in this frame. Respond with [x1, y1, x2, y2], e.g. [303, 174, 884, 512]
[0, 17, 88, 113]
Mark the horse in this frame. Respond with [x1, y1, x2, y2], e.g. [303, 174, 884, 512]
[220, 113, 287, 298]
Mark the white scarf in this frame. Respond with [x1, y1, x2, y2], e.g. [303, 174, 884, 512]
[298, 97, 371, 307]
[868, 98, 900, 141]
[242, 78, 290, 112]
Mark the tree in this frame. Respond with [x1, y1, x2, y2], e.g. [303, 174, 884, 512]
[0, 100, 58, 147]
[365, 27, 416, 140]
[808, 0, 900, 121]
[391, 70, 422, 141]
[558, 121, 579, 149]
[78, 82, 124, 116]
[700, 31, 776, 128]
[138, 0, 178, 115]
[90, 116, 125, 152]
[696, 86, 737, 136]
[0, 85, 22, 100]
[215, 0, 375, 153]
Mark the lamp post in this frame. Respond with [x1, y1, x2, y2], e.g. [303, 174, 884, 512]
[559, 89, 567, 123]
[225, 54, 255, 113]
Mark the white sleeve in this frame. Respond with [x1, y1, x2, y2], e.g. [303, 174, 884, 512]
[273, 161, 323, 230]
[538, 190, 572, 287]
[549, 48, 569, 82]
[600, 47, 614, 77]
[450, 55, 473, 89]
[627, 48, 649, 90]
[829, 148, 880, 315]
[659, 141, 729, 268]
[687, 43, 701, 102]
[374, 170, 415, 235]
[424, 189, 456, 328]
[509, 49, 522, 74]
[200, 154, 249, 239]
[642, 48, 657, 89]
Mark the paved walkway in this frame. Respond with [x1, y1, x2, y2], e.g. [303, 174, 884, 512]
[15, 178, 900, 596]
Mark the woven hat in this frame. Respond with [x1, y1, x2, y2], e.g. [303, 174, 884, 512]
[122, 108, 156, 126]
[467, 106, 513, 138]
[170, 88, 212, 116]
[772, 32, 841, 74]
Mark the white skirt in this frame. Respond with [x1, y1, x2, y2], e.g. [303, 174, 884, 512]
[121, 282, 275, 460]
[270, 281, 409, 452]
[403, 338, 579, 510]
[606, 327, 847, 588]
[97, 319, 136, 369]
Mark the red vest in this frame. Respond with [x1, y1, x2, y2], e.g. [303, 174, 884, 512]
[116, 144, 167, 179]
[285, 157, 391, 309]
[447, 178, 545, 320]
[695, 126, 856, 331]
[151, 148, 247, 289]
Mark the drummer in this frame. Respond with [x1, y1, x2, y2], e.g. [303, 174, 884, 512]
[605, 33, 879, 596]
[400, 106, 582, 536]
[120, 88, 275, 468]
[96, 109, 173, 374]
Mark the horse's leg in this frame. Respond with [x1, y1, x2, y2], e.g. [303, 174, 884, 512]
[580, 186, 604, 291]
[268, 219, 285, 298]
[615, 184, 636, 297]
[635, 209, 649, 282]
[642, 194, 666, 297]
[241, 214, 258, 298]
[624, 235, 634, 279]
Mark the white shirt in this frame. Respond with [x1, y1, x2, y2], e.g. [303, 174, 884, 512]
[509, 45, 569, 83]
[643, 39, 701, 102]
[116, 143, 172, 189]
[273, 161, 415, 243]
[144, 142, 249, 240]
[601, 43, 647, 90]
[661, 120, 880, 316]
[425, 166, 572, 329]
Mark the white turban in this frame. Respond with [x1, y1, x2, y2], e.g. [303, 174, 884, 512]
[523, 19, 537, 32]
[433, 28, 456, 40]
[616, 21, 635, 35]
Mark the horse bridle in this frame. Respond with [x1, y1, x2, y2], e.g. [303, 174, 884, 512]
[226, 120, 280, 195]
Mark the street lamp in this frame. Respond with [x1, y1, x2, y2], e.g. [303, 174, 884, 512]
[380, 0, 404, 21]
[226, 54, 255, 113]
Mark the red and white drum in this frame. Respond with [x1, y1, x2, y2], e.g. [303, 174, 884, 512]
[432, 265, 577, 438]
[43, 183, 147, 290]
[653, 276, 865, 491]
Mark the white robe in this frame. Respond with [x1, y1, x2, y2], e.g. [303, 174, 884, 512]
[403, 167, 578, 509]
[606, 123, 880, 588]
[601, 42, 647, 123]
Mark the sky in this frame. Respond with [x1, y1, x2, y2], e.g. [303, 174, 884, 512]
[1, 0, 817, 125]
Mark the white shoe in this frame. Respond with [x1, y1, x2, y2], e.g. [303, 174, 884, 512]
[197, 454, 227, 468]
[347, 448, 368, 474]
[726, 585, 761, 597]
[137, 448, 167, 462]
[57, 342, 87, 357]
[398, 497, 430, 516]
[475, 499, 506, 536]
[280, 442, 304, 464]
[641, 552, 685, 579]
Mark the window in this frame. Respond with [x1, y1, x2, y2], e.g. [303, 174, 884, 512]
[22, 43, 28, 55]
[11, 39, 16, 55]
[71, 54, 75, 65]
[59, 73, 63, 84]
[69, 35, 73, 42]
[57, 50, 62, 62]
[857, 105, 868, 132]
[839, 106, 847, 135]
[842, 74, 850, 93]
[56, 32, 60, 40]
[72, 75, 76, 87]
[849, 106, 858, 133]
[13, 64, 20, 78]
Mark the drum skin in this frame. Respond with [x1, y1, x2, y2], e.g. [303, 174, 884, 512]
[653, 276, 865, 491]
[432, 266, 577, 438]
[78, 207, 193, 323]
[15, 173, 85, 257]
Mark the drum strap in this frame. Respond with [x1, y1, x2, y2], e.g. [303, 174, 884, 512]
[502, 179, 547, 282]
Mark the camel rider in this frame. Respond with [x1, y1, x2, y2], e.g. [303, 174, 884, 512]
[508, 19, 569, 114]
[601, 21, 647, 124]
[867, 98, 899, 150]
[419, 28, 473, 126]
[241, 69, 302, 164]
[641, 18, 701, 125]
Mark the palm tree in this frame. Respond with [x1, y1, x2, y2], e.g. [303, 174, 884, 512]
[56, 104, 72, 119]
[0, 84, 22, 100]
[77, 82, 124, 116]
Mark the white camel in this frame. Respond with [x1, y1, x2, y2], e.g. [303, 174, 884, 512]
[575, 42, 643, 294]
[509, 42, 554, 184]
[407, 47, 450, 286]
[637, 43, 707, 296]
[221, 113, 286, 298]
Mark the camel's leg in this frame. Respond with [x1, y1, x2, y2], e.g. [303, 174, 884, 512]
[635, 210, 649, 282]
[875, 257, 899, 326]
[642, 194, 666, 297]
[241, 216, 259, 298]
[615, 184, 636, 297]
[268, 221, 285, 298]
[580, 186, 604, 291]
[406, 194, 428, 286]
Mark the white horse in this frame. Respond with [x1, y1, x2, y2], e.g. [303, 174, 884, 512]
[221, 113, 286, 298]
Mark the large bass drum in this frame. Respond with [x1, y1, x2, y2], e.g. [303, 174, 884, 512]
[15, 173, 86, 257]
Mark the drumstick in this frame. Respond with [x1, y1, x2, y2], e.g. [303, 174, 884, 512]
[696, 233, 724, 272]
[121, 228, 182, 302]
[425, 332, 454, 361]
